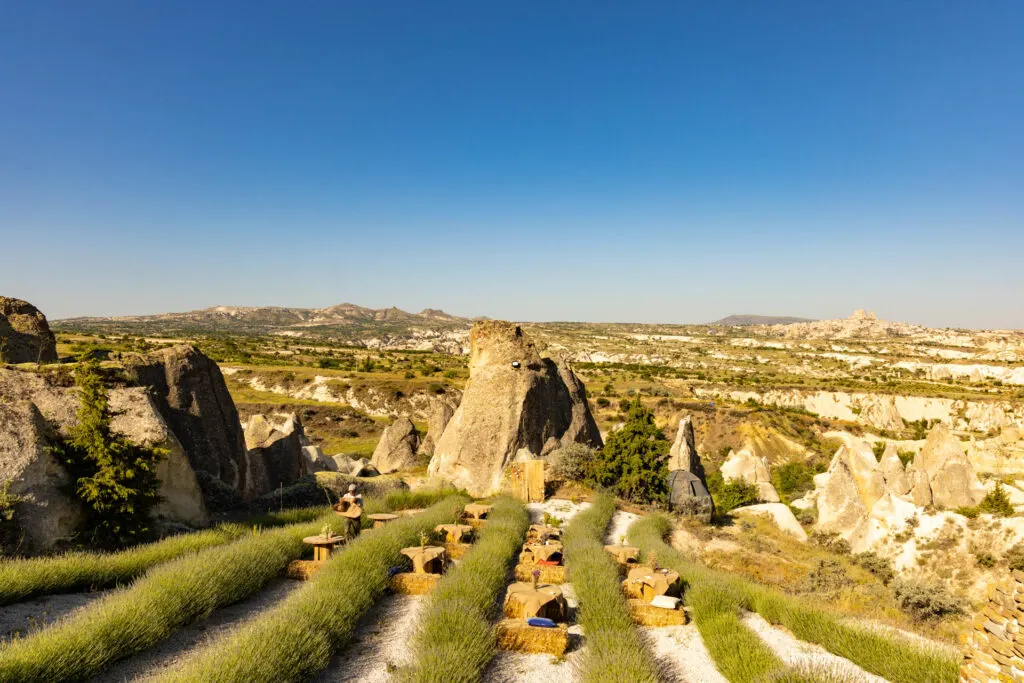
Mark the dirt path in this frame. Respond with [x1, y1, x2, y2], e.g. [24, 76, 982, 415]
[93, 579, 301, 682]
[314, 593, 425, 683]
[742, 612, 888, 683]
[644, 622, 728, 683]
[0, 591, 105, 643]
[604, 510, 640, 545]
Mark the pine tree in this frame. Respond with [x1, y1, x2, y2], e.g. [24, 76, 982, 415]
[55, 357, 166, 548]
[589, 398, 669, 503]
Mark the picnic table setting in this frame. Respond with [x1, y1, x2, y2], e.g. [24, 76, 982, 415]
[400, 544, 448, 575]
[463, 503, 493, 520]
[622, 564, 682, 601]
[519, 540, 563, 565]
[503, 580, 567, 621]
[603, 544, 641, 565]
[434, 523, 474, 543]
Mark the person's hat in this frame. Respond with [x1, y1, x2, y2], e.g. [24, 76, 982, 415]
[347, 484, 356, 492]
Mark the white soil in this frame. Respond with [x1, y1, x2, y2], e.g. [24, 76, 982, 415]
[315, 593, 425, 682]
[741, 612, 887, 683]
[94, 578, 301, 682]
[0, 591, 105, 643]
[644, 622, 728, 683]
[604, 510, 640, 545]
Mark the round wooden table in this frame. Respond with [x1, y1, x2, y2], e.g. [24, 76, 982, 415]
[302, 534, 344, 562]
[368, 513, 399, 529]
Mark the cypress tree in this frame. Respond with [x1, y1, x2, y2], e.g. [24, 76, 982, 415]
[590, 398, 669, 503]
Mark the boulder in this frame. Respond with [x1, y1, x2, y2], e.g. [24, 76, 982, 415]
[0, 297, 57, 364]
[301, 445, 334, 473]
[732, 503, 808, 541]
[428, 321, 602, 496]
[121, 345, 249, 497]
[370, 416, 420, 473]
[720, 447, 779, 502]
[879, 443, 911, 496]
[331, 454, 356, 473]
[417, 399, 455, 456]
[243, 413, 307, 497]
[908, 424, 985, 509]
[349, 458, 380, 478]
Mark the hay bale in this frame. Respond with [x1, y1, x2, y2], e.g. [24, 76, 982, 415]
[445, 542, 473, 560]
[514, 563, 567, 584]
[389, 572, 442, 595]
[464, 518, 488, 530]
[626, 599, 688, 626]
[495, 619, 569, 656]
[285, 560, 325, 581]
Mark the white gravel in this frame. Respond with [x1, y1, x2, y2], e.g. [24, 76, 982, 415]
[644, 622, 728, 683]
[315, 593, 426, 682]
[604, 510, 640, 545]
[0, 591, 105, 643]
[742, 612, 888, 683]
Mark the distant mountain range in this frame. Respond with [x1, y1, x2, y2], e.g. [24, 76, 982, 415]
[710, 314, 817, 326]
[55, 304, 475, 338]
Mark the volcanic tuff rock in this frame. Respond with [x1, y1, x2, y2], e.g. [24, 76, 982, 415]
[417, 398, 455, 456]
[908, 424, 985, 509]
[371, 416, 420, 473]
[815, 441, 884, 537]
[720, 447, 780, 502]
[0, 367, 207, 551]
[0, 297, 57, 364]
[243, 414, 308, 498]
[732, 503, 808, 541]
[428, 321, 603, 497]
[879, 443, 911, 496]
[121, 345, 249, 495]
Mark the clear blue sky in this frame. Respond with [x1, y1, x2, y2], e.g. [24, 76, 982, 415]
[1, 2, 1022, 328]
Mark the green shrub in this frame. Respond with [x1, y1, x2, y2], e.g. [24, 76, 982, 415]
[975, 551, 997, 568]
[51, 357, 166, 548]
[155, 497, 465, 683]
[398, 497, 528, 682]
[852, 551, 895, 585]
[713, 479, 760, 514]
[791, 505, 816, 526]
[0, 482, 23, 554]
[770, 461, 815, 502]
[955, 505, 979, 519]
[892, 579, 964, 622]
[898, 450, 915, 467]
[872, 442, 887, 461]
[809, 531, 851, 555]
[978, 484, 1015, 517]
[589, 399, 668, 504]
[563, 494, 660, 683]
[1007, 544, 1024, 571]
[803, 559, 852, 597]
[547, 443, 597, 482]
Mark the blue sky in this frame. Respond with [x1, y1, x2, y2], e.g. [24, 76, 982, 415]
[1, 2, 1022, 328]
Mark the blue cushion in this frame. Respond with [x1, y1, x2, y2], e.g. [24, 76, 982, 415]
[527, 617, 557, 628]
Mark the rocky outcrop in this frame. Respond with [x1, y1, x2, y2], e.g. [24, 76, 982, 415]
[0, 297, 57, 364]
[243, 414, 307, 498]
[428, 321, 603, 497]
[732, 503, 808, 541]
[668, 416, 705, 478]
[417, 399, 454, 456]
[371, 416, 420, 473]
[907, 424, 984, 509]
[720, 447, 779, 502]
[815, 440, 886, 537]
[961, 573, 1024, 682]
[121, 345, 249, 495]
[879, 443, 911, 496]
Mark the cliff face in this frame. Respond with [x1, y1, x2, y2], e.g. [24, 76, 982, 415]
[0, 297, 57, 364]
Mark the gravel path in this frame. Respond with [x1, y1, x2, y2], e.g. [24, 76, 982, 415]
[0, 591, 105, 643]
[644, 622, 728, 683]
[94, 579, 301, 682]
[742, 612, 888, 683]
[315, 593, 426, 683]
[604, 510, 640, 545]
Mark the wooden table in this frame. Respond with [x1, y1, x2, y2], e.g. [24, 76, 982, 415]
[400, 545, 447, 574]
[302, 534, 344, 562]
[503, 582, 566, 620]
[464, 503, 493, 520]
[623, 566, 681, 601]
[435, 523, 474, 543]
[368, 513, 399, 529]
[603, 544, 641, 564]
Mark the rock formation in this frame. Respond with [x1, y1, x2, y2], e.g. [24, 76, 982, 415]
[371, 416, 420, 473]
[907, 424, 984, 509]
[417, 398, 455, 456]
[243, 414, 307, 497]
[879, 443, 911, 495]
[0, 297, 57, 364]
[428, 321, 603, 497]
[720, 447, 780, 502]
[732, 503, 808, 541]
[121, 345, 249, 496]
[815, 441, 884, 537]
[0, 366, 207, 551]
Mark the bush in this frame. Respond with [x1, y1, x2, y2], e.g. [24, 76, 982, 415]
[852, 551, 895, 585]
[803, 559, 852, 597]
[872, 441, 887, 461]
[713, 479, 760, 514]
[1007, 544, 1024, 572]
[0, 482, 23, 554]
[978, 484, 1015, 517]
[955, 505, 979, 519]
[809, 531, 851, 555]
[595, 397, 610, 408]
[51, 357, 165, 548]
[589, 399, 668, 504]
[975, 551, 997, 568]
[771, 461, 816, 502]
[892, 579, 964, 622]
[547, 443, 597, 483]
[791, 505, 816, 526]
